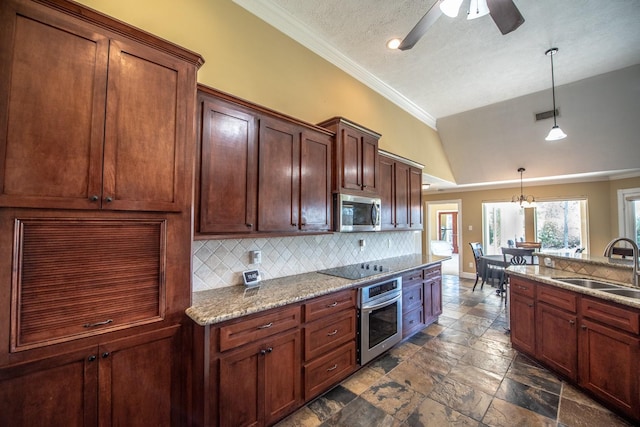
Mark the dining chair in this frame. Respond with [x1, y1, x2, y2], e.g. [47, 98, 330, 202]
[469, 242, 483, 291]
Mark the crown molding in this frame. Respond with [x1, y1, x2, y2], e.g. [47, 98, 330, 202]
[233, 0, 437, 130]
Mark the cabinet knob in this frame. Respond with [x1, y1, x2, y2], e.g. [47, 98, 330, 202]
[409, 296, 414, 300]
[260, 349, 267, 355]
[102, 352, 110, 359]
[581, 325, 587, 330]
[105, 196, 113, 203]
[88, 355, 97, 362]
[291, 222, 297, 227]
[90, 195, 99, 202]
[527, 303, 534, 308]
[246, 223, 253, 228]
[569, 320, 575, 325]
[266, 347, 273, 353]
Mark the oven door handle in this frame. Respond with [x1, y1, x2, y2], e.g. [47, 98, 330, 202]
[361, 293, 401, 312]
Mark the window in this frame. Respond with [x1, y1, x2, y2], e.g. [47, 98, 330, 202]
[482, 199, 588, 254]
[618, 187, 640, 245]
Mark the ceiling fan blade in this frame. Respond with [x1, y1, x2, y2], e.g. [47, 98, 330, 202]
[486, 0, 525, 35]
[398, 1, 443, 51]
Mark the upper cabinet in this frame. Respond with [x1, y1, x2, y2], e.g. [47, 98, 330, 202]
[379, 151, 423, 231]
[0, 0, 202, 212]
[317, 117, 380, 196]
[196, 87, 333, 237]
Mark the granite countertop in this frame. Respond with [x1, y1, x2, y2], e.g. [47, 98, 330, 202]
[507, 263, 640, 310]
[187, 254, 449, 326]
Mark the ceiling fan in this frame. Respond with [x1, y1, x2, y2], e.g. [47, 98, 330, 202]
[398, 0, 525, 50]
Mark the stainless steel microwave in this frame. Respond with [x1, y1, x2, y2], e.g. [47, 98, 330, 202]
[335, 194, 381, 232]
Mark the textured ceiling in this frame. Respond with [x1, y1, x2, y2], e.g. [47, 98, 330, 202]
[234, 0, 640, 189]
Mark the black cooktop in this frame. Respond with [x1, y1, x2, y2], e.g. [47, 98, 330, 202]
[318, 262, 390, 280]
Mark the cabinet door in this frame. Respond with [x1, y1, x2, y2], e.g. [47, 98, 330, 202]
[429, 279, 443, 318]
[536, 302, 578, 380]
[258, 118, 300, 232]
[393, 161, 410, 229]
[0, 347, 98, 426]
[409, 167, 423, 229]
[339, 127, 362, 191]
[0, 1, 108, 210]
[361, 134, 378, 194]
[198, 98, 257, 233]
[263, 330, 302, 425]
[510, 294, 536, 355]
[103, 38, 192, 212]
[300, 130, 332, 231]
[378, 155, 395, 230]
[98, 326, 180, 427]
[579, 319, 639, 419]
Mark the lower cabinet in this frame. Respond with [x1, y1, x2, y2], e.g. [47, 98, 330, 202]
[401, 265, 443, 338]
[219, 329, 302, 427]
[509, 276, 640, 422]
[0, 326, 181, 426]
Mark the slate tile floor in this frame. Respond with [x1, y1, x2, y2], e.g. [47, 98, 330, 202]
[276, 275, 635, 427]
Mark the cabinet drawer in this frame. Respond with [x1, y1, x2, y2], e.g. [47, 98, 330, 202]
[219, 305, 301, 352]
[305, 310, 356, 360]
[423, 265, 441, 282]
[403, 306, 424, 336]
[304, 289, 356, 323]
[537, 284, 577, 313]
[403, 283, 423, 312]
[510, 278, 536, 298]
[304, 341, 356, 399]
[402, 269, 423, 286]
[580, 297, 640, 335]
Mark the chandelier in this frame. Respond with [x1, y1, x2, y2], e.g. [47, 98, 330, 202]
[512, 168, 536, 207]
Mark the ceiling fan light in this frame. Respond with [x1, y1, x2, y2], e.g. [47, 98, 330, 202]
[386, 38, 401, 49]
[545, 125, 567, 141]
[440, 0, 463, 18]
[467, 0, 489, 20]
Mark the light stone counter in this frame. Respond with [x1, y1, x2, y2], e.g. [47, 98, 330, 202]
[507, 252, 640, 310]
[187, 254, 449, 326]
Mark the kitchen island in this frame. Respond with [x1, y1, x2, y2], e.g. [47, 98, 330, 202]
[506, 251, 639, 423]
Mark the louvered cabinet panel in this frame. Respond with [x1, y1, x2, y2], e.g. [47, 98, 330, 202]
[12, 219, 166, 351]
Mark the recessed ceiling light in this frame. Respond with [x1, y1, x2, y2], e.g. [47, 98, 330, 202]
[386, 38, 401, 50]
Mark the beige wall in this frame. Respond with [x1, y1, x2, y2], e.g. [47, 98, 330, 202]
[76, 0, 454, 182]
[424, 176, 640, 276]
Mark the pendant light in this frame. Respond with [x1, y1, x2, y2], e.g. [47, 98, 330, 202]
[544, 47, 567, 141]
[511, 168, 536, 207]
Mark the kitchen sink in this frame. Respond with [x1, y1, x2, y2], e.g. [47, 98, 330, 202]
[598, 288, 640, 299]
[552, 277, 624, 289]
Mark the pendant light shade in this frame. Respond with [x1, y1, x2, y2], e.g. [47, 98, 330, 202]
[467, 0, 490, 20]
[440, 0, 464, 17]
[544, 47, 567, 141]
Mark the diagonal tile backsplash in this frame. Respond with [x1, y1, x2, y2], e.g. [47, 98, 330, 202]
[193, 231, 422, 291]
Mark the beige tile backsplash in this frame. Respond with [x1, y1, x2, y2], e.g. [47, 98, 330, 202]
[192, 231, 422, 291]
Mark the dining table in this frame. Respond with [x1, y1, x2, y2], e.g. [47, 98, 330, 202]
[479, 248, 539, 289]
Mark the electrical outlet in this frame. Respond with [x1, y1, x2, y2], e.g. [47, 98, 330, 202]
[468, 225, 473, 231]
[359, 239, 366, 252]
[469, 262, 473, 268]
[250, 250, 262, 264]
[387, 239, 392, 248]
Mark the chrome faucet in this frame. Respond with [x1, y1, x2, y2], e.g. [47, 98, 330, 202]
[603, 238, 639, 287]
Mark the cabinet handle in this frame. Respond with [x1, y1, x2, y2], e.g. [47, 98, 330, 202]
[527, 303, 534, 308]
[260, 349, 267, 355]
[581, 325, 587, 330]
[102, 352, 110, 359]
[257, 322, 273, 329]
[409, 296, 414, 300]
[266, 347, 273, 353]
[327, 329, 338, 336]
[89, 195, 99, 202]
[327, 364, 338, 372]
[327, 302, 338, 308]
[362, 184, 368, 188]
[246, 223, 253, 228]
[84, 319, 113, 328]
[88, 355, 97, 362]
[569, 320, 575, 325]
[410, 320, 415, 324]
[518, 286, 528, 290]
[105, 196, 113, 203]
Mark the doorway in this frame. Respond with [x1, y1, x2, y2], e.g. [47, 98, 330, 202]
[425, 200, 462, 276]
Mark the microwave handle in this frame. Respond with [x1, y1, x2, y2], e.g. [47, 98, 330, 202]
[371, 202, 380, 226]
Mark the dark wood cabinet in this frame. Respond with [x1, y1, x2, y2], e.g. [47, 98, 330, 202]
[379, 152, 423, 230]
[509, 276, 640, 422]
[0, 326, 181, 426]
[196, 87, 333, 237]
[219, 329, 302, 427]
[198, 97, 257, 234]
[0, 0, 199, 212]
[401, 265, 442, 338]
[317, 117, 380, 195]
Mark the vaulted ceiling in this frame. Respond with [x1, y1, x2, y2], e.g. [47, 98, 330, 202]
[234, 0, 640, 190]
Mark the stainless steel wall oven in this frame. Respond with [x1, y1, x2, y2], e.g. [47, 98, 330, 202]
[358, 276, 402, 365]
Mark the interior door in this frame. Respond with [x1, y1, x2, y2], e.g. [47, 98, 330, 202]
[438, 211, 458, 253]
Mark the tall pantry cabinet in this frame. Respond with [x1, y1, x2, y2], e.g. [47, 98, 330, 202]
[0, 0, 203, 425]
